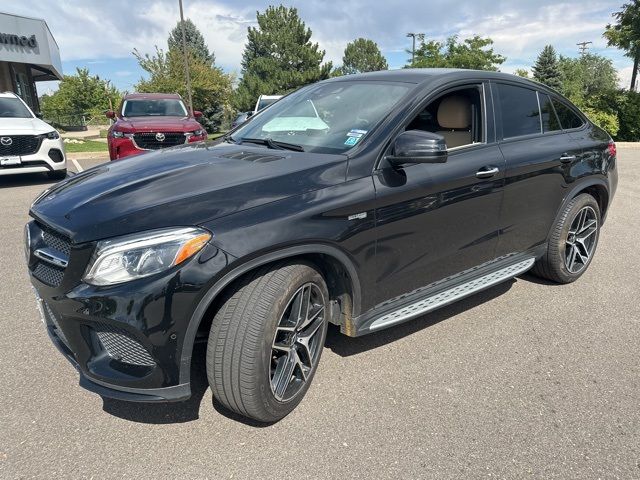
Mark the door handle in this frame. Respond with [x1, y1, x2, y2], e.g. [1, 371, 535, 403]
[475, 166, 500, 179]
[559, 154, 576, 164]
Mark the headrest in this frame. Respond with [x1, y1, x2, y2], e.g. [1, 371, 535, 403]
[437, 95, 471, 129]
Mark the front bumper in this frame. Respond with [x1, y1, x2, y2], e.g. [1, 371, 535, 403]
[26, 220, 232, 402]
[0, 137, 66, 176]
[108, 133, 207, 160]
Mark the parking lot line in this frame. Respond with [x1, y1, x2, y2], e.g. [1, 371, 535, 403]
[70, 158, 84, 172]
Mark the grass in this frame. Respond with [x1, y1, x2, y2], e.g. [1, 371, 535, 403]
[208, 132, 227, 140]
[63, 139, 109, 153]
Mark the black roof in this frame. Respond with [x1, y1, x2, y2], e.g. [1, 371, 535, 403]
[330, 68, 547, 89]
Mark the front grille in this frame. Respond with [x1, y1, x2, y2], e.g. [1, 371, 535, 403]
[39, 223, 71, 257]
[133, 132, 186, 150]
[94, 323, 156, 367]
[30, 223, 71, 287]
[33, 262, 65, 286]
[0, 135, 42, 156]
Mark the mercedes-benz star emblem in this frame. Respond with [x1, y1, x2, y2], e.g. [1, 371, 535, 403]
[155, 132, 165, 142]
[0, 137, 12, 146]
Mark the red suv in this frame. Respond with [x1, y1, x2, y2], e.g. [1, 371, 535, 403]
[106, 93, 207, 160]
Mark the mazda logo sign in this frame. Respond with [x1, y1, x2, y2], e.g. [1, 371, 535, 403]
[155, 132, 165, 142]
[0, 137, 12, 146]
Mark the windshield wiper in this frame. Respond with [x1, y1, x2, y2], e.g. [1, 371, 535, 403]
[239, 137, 305, 152]
[221, 134, 237, 144]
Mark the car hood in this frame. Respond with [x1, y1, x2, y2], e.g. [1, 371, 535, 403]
[30, 142, 347, 244]
[0, 117, 56, 135]
[114, 116, 203, 133]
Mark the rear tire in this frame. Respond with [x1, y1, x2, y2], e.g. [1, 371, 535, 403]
[532, 193, 601, 284]
[206, 261, 329, 423]
[47, 169, 67, 180]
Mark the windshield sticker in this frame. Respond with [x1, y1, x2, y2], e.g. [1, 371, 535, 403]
[347, 129, 368, 138]
[344, 136, 360, 146]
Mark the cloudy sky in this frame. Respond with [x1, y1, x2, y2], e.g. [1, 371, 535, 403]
[9, 0, 635, 94]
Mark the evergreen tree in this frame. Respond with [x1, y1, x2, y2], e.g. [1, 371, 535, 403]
[340, 38, 388, 75]
[532, 45, 562, 90]
[235, 5, 332, 111]
[168, 19, 214, 65]
[514, 68, 529, 78]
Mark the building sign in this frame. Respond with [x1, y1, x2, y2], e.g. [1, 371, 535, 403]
[0, 32, 38, 49]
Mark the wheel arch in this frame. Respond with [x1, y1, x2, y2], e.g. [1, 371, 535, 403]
[178, 244, 362, 386]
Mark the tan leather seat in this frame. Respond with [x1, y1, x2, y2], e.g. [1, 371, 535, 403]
[436, 96, 472, 148]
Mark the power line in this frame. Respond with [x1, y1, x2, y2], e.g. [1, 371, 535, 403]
[577, 41, 593, 56]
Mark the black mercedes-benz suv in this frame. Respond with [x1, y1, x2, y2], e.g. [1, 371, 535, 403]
[26, 69, 617, 423]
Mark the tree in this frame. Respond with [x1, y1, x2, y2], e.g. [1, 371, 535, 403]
[532, 45, 562, 90]
[339, 38, 388, 75]
[411, 35, 505, 71]
[557, 54, 620, 135]
[40, 67, 120, 124]
[167, 19, 214, 65]
[235, 5, 332, 111]
[514, 68, 529, 78]
[604, 1, 640, 91]
[616, 91, 640, 139]
[133, 47, 233, 132]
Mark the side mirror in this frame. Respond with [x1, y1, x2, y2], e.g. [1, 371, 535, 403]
[386, 130, 448, 166]
[246, 111, 254, 118]
[35, 112, 43, 119]
[193, 110, 203, 118]
[105, 110, 116, 119]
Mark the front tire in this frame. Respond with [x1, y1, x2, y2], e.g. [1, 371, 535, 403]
[532, 193, 601, 284]
[206, 261, 329, 423]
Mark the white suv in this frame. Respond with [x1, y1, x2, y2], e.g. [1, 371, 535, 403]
[0, 92, 66, 179]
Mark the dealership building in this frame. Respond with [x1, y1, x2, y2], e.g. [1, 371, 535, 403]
[0, 12, 62, 112]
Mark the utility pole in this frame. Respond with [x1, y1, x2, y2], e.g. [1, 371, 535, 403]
[407, 33, 424, 67]
[178, 0, 194, 116]
[577, 41, 593, 56]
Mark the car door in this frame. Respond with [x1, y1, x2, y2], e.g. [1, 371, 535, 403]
[493, 83, 583, 257]
[373, 83, 505, 305]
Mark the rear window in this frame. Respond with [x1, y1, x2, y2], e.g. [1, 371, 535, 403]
[539, 94, 562, 133]
[552, 99, 584, 130]
[497, 84, 541, 139]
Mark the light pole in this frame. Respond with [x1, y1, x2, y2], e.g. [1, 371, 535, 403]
[178, 0, 194, 116]
[407, 33, 417, 66]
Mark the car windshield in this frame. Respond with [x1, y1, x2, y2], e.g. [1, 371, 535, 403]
[233, 81, 412, 154]
[0, 97, 33, 118]
[122, 99, 188, 117]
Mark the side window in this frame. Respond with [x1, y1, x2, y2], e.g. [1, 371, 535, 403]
[552, 99, 584, 130]
[539, 93, 562, 133]
[405, 86, 483, 149]
[496, 84, 541, 139]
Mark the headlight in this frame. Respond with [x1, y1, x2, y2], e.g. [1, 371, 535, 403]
[112, 130, 125, 138]
[83, 227, 212, 286]
[191, 129, 206, 137]
[40, 130, 60, 140]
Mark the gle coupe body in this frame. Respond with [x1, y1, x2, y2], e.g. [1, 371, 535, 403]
[26, 69, 617, 423]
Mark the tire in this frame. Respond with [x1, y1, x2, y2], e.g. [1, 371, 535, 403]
[206, 261, 329, 423]
[532, 193, 601, 284]
[47, 169, 67, 180]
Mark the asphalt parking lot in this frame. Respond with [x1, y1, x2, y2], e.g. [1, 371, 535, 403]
[1, 150, 638, 479]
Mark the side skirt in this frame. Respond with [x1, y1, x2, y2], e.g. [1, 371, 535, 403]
[351, 250, 541, 336]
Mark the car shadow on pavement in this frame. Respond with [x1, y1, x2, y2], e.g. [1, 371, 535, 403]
[0, 172, 61, 189]
[100, 279, 517, 426]
[101, 344, 210, 425]
[326, 279, 515, 357]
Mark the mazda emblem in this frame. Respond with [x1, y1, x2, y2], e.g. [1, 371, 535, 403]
[0, 137, 12, 146]
[155, 132, 165, 142]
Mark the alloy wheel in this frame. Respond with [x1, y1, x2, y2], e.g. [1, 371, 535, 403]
[565, 206, 598, 274]
[270, 283, 326, 402]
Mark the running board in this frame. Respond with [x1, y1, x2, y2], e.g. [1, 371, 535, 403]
[368, 258, 535, 332]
